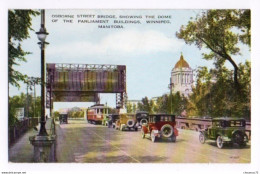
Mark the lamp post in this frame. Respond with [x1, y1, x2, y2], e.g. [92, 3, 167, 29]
[36, 9, 49, 136]
[168, 78, 174, 114]
[30, 9, 55, 163]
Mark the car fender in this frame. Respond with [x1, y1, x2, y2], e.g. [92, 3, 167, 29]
[232, 129, 244, 136]
[142, 125, 149, 134]
[150, 128, 159, 136]
[216, 133, 226, 140]
[174, 128, 179, 136]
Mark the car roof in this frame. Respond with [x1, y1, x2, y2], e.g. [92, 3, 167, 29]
[149, 114, 175, 117]
[212, 117, 245, 121]
[135, 111, 149, 114]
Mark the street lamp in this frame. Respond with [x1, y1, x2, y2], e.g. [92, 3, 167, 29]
[36, 9, 49, 136]
[168, 78, 174, 114]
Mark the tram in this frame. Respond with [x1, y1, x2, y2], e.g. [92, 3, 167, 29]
[87, 104, 109, 124]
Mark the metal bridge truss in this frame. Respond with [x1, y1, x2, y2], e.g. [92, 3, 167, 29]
[46, 63, 127, 109]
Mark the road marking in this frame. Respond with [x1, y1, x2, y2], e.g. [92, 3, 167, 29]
[89, 130, 141, 163]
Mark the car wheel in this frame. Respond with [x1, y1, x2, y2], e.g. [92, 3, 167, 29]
[216, 136, 224, 149]
[151, 130, 157, 143]
[141, 129, 145, 139]
[161, 124, 173, 138]
[199, 132, 206, 144]
[232, 131, 245, 146]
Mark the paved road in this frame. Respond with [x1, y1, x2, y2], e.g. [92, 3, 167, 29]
[56, 120, 251, 163]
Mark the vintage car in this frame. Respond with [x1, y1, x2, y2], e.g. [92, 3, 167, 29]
[136, 111, 149, 128]
[141, 114, 178, 142]
[115, 113, 138, 131]
[107, 114, 119, 128]
[199, 117, 249, 148]
[59, 114, 68, 124]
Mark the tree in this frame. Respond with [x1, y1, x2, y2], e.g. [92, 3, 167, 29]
[137, 97, 155, 114]
[9, 93, 41, 126]
[176, 10, 250, 90]
[187, 61, 250, 119]
[8, 10, 39, 88]
[126, 103, 133, 113]
[53, 111, 60, 121]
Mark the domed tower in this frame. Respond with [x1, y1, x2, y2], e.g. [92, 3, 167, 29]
[170, 53, 193, 97]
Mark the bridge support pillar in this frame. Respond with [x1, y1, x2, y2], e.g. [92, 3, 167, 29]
[29, 135, 56, 162]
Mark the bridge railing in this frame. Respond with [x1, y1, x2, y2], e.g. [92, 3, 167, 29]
[8, 117, 39, 147]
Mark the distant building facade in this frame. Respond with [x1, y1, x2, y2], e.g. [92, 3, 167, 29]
[170, 53, 193, 97]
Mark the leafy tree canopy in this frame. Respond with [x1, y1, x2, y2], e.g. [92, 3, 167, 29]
[8, 10, 39, 88]
[176, 9, 250, 89]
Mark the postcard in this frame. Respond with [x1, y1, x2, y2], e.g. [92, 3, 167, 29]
[1, 1, 260, 174]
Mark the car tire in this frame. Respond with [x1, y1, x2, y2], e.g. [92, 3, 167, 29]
[141, 129, 145, 139]
[127, 119, 135, 127]
[161, 124, 174, 138]
[151, 130, 157, 143]
[232, 131, 245, 146]
[216, 136, 224, 149]
[199, 132, 206, 144]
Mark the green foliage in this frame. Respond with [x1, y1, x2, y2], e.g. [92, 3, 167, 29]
[126, 103, 133, 113]
[53, 111, 60, 121]
[8, 10, 39, 88]
[187, 61, 250, 119]
[9, 93, 41, 126]
[136, 94, 188, 115]
[68, 107, 84, 118]
[176, 9, 250, 88]
[137, 97, 155, 114]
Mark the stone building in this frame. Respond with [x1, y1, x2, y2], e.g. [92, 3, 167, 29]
[170, 53, 193, 97]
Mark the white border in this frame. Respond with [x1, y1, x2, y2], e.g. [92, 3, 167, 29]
[1, 0, 260, 174]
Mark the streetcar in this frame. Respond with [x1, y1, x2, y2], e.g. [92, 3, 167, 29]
[87, 104, 109, 124]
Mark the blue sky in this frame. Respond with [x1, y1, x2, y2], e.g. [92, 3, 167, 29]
[9, 9, 250, 110]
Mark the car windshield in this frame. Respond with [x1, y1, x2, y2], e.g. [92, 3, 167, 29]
[213, 120, 245, 128]
[149, 115, 174, 122]
[126, 115, 134, 118]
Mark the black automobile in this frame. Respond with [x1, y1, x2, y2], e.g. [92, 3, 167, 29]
[107, 114, 119, 128]
[136, 111, 149, 128]
[59, 114, 68, 124]
[199, 117, 249, 148]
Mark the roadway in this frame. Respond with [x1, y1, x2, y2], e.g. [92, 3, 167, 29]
[55, 120, 251, 163]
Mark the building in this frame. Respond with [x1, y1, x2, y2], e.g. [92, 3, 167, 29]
[170, 53, 193, 97]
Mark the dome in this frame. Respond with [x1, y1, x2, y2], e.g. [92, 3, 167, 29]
[174, 54, 190, 69]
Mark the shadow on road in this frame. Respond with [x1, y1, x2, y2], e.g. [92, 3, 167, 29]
[207, 142, 251, 149]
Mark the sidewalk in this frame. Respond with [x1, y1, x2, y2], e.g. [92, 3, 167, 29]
[8, 118, 54, 163]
